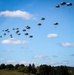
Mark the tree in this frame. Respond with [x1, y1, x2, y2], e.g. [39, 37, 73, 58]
[27, 64, 32, 73]
[6, 64, 14, 70]
[50, 66, 56, 75]
[31, 63, 37, 74]
[36, 66, 40, 75]
[18, 66, 25, 72]
[56, 66, 70, 75]
[0, 63, 6, 69]
[38, 64, 49, 75]
[20, 64, 25, 67]
[15, 64, 20, 70]
[17, 64, 25, 73]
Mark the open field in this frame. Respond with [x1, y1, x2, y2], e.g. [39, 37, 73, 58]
[0, 70, 34, 75]
[0, 69, 74, 75]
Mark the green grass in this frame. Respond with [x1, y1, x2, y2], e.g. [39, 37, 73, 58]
[0, 69, 74, 75]
[0, 70, 30, 75]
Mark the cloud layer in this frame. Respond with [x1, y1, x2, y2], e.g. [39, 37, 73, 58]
[6, 50, 14, 52]
[61, 42, 74, 47]
[61, 61, 69, 65]
[33, 55, 49, 60]
[1, 38, 29, 44]
[47, 33, 58, 38]
[49, 62, 59, 65]
[6, 60, 39, 66]
[0, 10, 34, 20]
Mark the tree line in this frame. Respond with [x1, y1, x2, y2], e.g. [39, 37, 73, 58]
[0, 63, 73, 75]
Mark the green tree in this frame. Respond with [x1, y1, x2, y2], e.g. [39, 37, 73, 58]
[0, 63, 6, 69]
[20, 64, 25, 67]
[38, 64, 49, 75]
[50, 66, 56, 75]
[31, 63, 37, 74]
[15, 64, 20, 70]
[27, 64, 32, 73]
[56, 66, 70, 75]
[6, 64, 14, 70]
[36, 66, 40, 75]
[18, 66, 25, 72]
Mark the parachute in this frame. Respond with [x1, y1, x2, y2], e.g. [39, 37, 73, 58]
[25, 25, 31, 29]
[25, 33, 29, 35]
[41, 17, 45, 20]
[29, 35, 33, 38]
[38, 23, 42, 26]
[54, 22, 58, 25]
[55, 5, 60, 8]
[66, 2, 72, 6]
[60, 2, 66, 5]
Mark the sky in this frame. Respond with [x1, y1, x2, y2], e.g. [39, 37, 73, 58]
[0, 0, 74, 66]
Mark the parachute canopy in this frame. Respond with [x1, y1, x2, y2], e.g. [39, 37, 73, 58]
[29, 35, 33, 38]
[23, 29, 26, 31]
[56, 5, 60, 8]
[38, 23, 42, 26]
[25, 25, 31, 29]
[41, 17, 45, 20]
[66, 2, 72, 6]
[54, 22, 58, 25]
[25, 33, 28, 35]
[60, 2, 66, 5]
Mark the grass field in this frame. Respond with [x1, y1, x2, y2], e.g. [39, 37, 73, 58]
[0, 69, 74, 75]
[0, 70, 33, 75]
